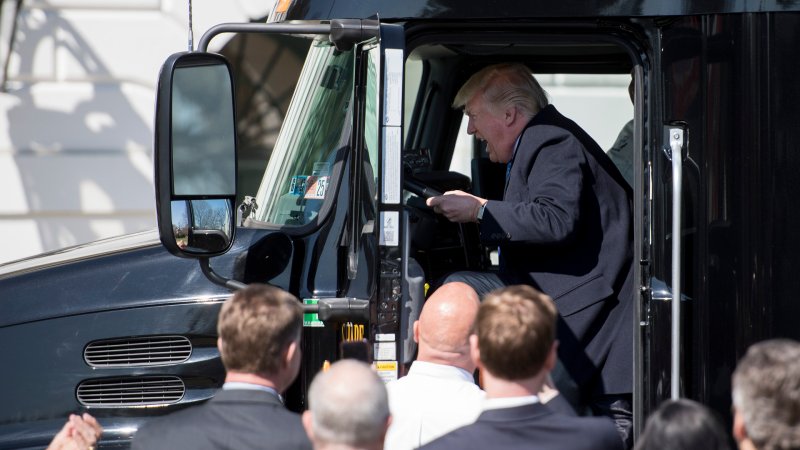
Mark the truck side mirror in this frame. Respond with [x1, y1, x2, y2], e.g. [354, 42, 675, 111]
[154, 52, 237, 258]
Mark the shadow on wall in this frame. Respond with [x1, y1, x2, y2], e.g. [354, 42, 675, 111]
[1, 8, 308, 263]
[1, 7, 157, 262]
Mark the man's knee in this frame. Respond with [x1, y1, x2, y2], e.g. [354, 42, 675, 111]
[435, 271, 505, 297]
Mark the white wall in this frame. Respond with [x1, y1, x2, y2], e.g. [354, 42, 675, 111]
[0, 0, 272, 263]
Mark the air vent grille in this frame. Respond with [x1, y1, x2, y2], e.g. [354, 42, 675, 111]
[76, 376, 185, 407]
[84, 335, 192, 367]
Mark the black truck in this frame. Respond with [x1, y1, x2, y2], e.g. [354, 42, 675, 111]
[3, 0, 800, 447]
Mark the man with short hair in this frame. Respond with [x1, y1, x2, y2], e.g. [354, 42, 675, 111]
[132, 284, 311, 450]
[384, 282, 484, 450]
[732, 339, 800, 450]
[427, 63, 634, 443]
[421, 285, 622, 450]
[303, 360, 391, 450]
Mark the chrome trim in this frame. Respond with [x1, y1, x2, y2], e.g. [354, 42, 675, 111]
[84, 336, 192, 368]
[76, 376, 185, 407]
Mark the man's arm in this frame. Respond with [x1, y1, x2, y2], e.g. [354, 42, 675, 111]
[426, 191, 487, 223]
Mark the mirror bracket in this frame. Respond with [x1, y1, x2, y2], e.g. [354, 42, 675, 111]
[200, 257, 246, 291]
[301, 298, 370, 322]
[330, 19, 379, 51]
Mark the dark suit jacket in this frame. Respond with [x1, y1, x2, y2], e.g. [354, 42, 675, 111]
[420, 402, 623, 450]
[480, 104, 634, 396]
[131, 388, 312, 450]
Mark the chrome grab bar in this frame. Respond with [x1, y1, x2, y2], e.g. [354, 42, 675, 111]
[666, 128, 684, 400]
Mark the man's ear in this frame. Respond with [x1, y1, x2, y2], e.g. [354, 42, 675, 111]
[217, 337, 223, 353]
[301, 410, 314, 441]
[469, 334, 482, 369]
[733, 407, 748, 443]
[413, 321, 420, 344]
[504, 105, 518, 126]
[380, 415, 393, 441]
[544, 341, 559, 372]
[284, 340, 298, 368]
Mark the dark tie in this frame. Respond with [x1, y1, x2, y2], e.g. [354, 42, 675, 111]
[504, 158, 514, 198]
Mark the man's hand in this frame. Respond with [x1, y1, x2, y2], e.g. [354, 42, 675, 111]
[426, 190, 487, 223]
[47, 414, 103, 450]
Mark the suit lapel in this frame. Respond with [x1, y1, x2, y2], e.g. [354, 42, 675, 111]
[504, 105, 557, 200]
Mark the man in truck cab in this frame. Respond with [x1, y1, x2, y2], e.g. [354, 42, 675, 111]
[426, 63, 634, 446]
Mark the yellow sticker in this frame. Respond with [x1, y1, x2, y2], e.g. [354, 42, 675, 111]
[375, 361, 397, 371]
[374, 361, 398, 383]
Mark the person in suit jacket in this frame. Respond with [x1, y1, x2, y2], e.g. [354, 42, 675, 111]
[426, 62, 633, 446]
[303, 360, 391, 450]
[420, 285, 622, 450]
[131, 284, 311, 450]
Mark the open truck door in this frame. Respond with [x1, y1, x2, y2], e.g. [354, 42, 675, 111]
[153, 20, 414, 406]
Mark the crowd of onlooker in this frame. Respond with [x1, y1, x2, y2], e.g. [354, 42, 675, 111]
[49, 283, 800, 450]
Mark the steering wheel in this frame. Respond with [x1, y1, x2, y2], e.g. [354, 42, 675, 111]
[402, 174, 484, 274]
[403, 175, 442, 199]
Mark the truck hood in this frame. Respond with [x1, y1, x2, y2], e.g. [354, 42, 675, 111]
[0, 229, 232, 328]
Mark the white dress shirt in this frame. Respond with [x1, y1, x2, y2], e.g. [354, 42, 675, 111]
[384, 361, 485, 450]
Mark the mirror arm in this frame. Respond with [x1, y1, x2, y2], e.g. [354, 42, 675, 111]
[330, 19, 379, 51]
[301, 298, 370, 322]
[199, 257, 247, 291]
[197, 23, 332, 52]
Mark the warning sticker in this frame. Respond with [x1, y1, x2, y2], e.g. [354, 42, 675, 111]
[375, 333, 396, 342]
[374, 361, 398, 383]
[380, 211, 399, 246]
[374, 342, 397, 361]
[382, 127, 401, 204]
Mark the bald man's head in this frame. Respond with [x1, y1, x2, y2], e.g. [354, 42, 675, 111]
[415, 282, 480, 371]
[304, 360, 390, 448]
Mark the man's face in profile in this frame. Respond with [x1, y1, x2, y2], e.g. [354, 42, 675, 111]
[465, 92, 515, 163]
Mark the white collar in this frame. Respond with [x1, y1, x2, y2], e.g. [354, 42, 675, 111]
[407, 360, 475, 383]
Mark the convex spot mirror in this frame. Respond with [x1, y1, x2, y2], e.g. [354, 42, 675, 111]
[155, 52, 237, 257]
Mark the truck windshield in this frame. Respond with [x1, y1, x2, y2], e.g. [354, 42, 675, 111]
[252, 39, 354, 226]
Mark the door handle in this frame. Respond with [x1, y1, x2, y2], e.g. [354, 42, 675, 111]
[664, 126, 685, 400]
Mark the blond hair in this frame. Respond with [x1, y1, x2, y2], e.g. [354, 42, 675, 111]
[476, 285, 556, 380]
[453, 63, 548, 119]
[217, 283, 302, 376]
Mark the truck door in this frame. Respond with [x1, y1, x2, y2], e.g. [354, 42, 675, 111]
[256, 21, 411, 403]
[351, 23, 414, 384]
[156, 20, 413, 408]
